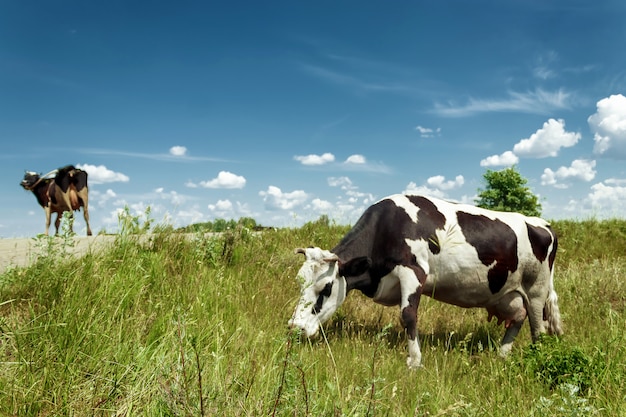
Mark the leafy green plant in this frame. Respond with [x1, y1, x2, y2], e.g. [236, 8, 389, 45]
[533, 383, 600, 416]
[117, 205, 154, 235]
[521, 335, 604, 393]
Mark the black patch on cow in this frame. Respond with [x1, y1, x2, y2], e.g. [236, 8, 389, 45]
[402, 291, 420, 339]
[339, 256, 372, 278]
[48, 183, 59, 205]
[547, 225, 557, 271]
[312, 282, 333, 314]
[406, 195, 447, 254]
[457, 212, 518, 294]
[333, 196, 447, 298]
[55, 165, 88, 193]
[526, 223, 552, 262]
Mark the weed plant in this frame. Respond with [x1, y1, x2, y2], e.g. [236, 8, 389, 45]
[0, 214, 625, 416]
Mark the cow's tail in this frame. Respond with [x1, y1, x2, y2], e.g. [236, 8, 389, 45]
[544, 268, 563, 336]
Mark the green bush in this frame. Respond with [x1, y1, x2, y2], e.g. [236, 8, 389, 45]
[521, 335, 605, 393]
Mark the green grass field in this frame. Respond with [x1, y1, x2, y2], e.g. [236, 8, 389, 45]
[1, 217, 625, 416]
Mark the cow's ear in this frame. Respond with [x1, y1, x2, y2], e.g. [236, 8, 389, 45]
[338, 256, 371, 277]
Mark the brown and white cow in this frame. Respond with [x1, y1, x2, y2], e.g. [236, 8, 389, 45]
[20, 165, 93, 236]
[289, 194, 562, 368]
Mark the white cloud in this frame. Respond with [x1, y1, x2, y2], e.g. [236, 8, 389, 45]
[169, 146, 187, 157]
[345, 154, 366, 164]
[427, 175, 465, 190]
[77, 164, 129, 184]
[208, 199, 234, 217]
[403, 174, 464, 199]
[328, 176, 353, 189]
[513, 118, 581, 158]
[311, 198, 333, 212]
[480, 151, 519, 167]
[541, 159, 596, 188]
[588, 181, 626, 215]
[199, 171, 246, 189]
[605, 178, 626, 186]
[294, 153, 335, 165]
[416, 125, 441, 138]
[588, 94, 626, 158]
[155, 188, 187, 205]
[177, 207, 206, 225]
[206, 199, 253, 220]
[403, 182, 447, 199]
[259, 186, 308, 211]
[433, 88, 573, 117]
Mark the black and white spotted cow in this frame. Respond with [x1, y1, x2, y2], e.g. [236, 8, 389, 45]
[289, 194, 563, 368]
[20, 165, 93, 236]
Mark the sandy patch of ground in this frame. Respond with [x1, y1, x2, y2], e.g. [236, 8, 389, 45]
[0, 235, 116, 275]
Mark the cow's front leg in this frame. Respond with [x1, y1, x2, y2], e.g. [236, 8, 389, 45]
[395, 264, 426, 369]
[44, 207, 52, 236]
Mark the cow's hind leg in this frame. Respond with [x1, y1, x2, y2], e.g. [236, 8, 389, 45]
[526, 296, 548, 342]
[395, 264, 426, 369]
[83, 208, 93, 236]
[54, 213, 62, 235]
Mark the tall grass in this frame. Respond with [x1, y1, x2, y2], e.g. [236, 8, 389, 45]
[0, 217, 625, 416]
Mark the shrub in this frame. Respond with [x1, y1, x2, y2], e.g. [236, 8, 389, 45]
[521, 335, 605, 393]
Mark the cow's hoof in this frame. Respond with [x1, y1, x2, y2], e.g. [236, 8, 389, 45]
[406, 357, 423, 370]
[498, 344, 513, 358]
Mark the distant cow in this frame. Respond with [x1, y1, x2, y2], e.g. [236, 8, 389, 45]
[20, 165, 93, 236]
[289, 194, 562, 368]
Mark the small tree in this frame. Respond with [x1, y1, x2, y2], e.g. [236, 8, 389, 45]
[475, 166, 542, 216]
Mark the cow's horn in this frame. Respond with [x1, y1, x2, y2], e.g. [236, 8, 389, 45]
[324, 254, 340, 262]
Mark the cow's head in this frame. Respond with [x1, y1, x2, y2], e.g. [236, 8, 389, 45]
[20, 171, 41, 190]
[289, 247, 371, 337]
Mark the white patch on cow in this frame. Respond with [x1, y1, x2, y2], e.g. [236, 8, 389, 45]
[389, 194, 419, 223]
[289, 247, 347, 338]
[407, 338, 422, 369]
[403, 238, 431, 276]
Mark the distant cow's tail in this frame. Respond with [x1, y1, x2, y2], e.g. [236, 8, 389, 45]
[544, 268, 563, 336]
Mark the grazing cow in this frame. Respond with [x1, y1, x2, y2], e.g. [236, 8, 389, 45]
[20, 165, 93, 236]
[289, 194, 562, 368]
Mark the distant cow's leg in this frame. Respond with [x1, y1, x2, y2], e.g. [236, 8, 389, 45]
[84, 210, 92, 236]
[83, 203, 92, 236]
[77, 189, 92, 236]
[395, 264, 426, 368]
[54, 213, 62, 235]
[44, 207, 53, 236]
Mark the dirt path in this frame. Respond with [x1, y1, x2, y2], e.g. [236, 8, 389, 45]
[0, 235, 116, 274]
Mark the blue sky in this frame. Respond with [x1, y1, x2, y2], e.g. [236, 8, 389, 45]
[2, 1, 626, 238]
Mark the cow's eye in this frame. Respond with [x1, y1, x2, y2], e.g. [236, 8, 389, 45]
[312, 282, 333, 314]
[319, 282, 333, 298]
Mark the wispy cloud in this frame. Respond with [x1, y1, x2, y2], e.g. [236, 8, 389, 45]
[415, 125, 441, 138]
[431, 88, 574, 117]
[299, 63, 419, 96]
[80, 148, 231, 162]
